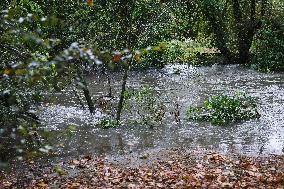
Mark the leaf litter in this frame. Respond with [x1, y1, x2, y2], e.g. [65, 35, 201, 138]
[1, 148, 284, 188]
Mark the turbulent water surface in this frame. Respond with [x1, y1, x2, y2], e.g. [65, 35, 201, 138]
[39, 64, 284, 157]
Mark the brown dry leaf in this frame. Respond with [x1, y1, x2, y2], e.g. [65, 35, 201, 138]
[5, 150, 284, 189]
[213, 168, 222, 174]
[156, 183, 164, 188]
[208, 183, 219, 189]
[183, 175, 195, 182]
[195, 172, 205, 179]
[67, 182, 81, 189]
[83, 155, 92, 161]
[216, 175, 227, 184]
[196, 163, 203, 169]
[2, 181, 12, 187]
[72, 159, 80, 165]
[241, 161, 252, 169]
[111, 178, 120, 184]
[204, 173, 216, 180]
[208, 154, 224, 162]
[247, 164, 258, 172]
[266, 176, 275, 184]
[165, 171, 178, 179]
[128, 183, 136, 188]
[246, 171, 262, 177]
[256, 174, 266, 182]
[221, 182, 234, 188]
[112, 54, 121, 63]
[276, 173, 284, 183]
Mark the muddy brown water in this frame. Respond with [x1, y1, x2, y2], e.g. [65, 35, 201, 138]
[39, 64, 284, 158]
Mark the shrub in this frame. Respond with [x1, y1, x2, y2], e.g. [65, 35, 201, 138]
[0, 9, 101, 164]
[131, 39, 219, 70]
[123, 86, 166, 126]
[133, 43, 168, 70]
[159, 39, 219, 66]
[186, 93, 260, 126]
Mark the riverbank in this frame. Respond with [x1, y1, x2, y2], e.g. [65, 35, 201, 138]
[1, 148, 284, 188]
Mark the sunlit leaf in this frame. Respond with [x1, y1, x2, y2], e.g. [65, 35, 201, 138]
[55, 166, 65, 176]
[4, 68, 13, 75]
[15, 69, 27, 75]
[134, 53, 141, 62]
[38, 180, 47, 187]
[87, 0, 94, 7]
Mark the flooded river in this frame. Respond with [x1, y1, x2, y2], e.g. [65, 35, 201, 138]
[39, 64, 284, 157]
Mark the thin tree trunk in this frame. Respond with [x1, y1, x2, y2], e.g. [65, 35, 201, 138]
[81, 78, 95, 114]
[107, 75, 112, 97]
[76, 65, 95, 114]
[115, 0, 134, 123]
[115, 63, 130, 123]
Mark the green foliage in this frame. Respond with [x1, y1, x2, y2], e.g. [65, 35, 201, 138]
[96, 119, 119, 129]
[0, 9, 58, 162]
[136, 39, 219, 67]
[251, 20, 284, 72]
[84, 0, 175, 50]
[124, 86, 166, 126]
[187, 93, 260, 126]
[161, 39, 218, 66]
[63, 125, 77, 138]
[54, 166, 65, 176]
[134, 43, 168, 69]
[196, 0, 284, 65]
[162, 40, 189, 64]
[0, 7, 100, 162]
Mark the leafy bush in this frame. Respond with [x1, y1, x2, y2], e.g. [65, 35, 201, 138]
[0, 10, 58, 163]
[134, 39, 219, 69]
[123, 86, 166, 126]
[186, 93, 260, 126]
[0, 9, 101, 163]
[132, 43, 168, 70]
[251, 20, 284, 72]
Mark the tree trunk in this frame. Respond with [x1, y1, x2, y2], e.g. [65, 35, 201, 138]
[107, 75, 112, 97]
[76, 64, 95, 114]
[115, 0, 134, 123]
[232, 0, 257, 64]
[115, 63, 130, 123]
[81, 78, 95, 114]
[202, 0, 234, 63]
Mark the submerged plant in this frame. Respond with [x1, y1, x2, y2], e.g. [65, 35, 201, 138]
[96, 118, 119, 129]
[186, 92, 260, 126]
[123, 85, 166, 127]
